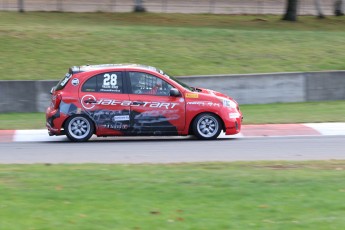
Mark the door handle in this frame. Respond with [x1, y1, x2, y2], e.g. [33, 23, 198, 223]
[132, 101, 145, 105]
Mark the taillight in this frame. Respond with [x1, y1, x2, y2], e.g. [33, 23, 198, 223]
[52, 94, 62, 110]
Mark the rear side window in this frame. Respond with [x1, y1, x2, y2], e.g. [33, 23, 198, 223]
[82, 72, 123, 93]
[82, 76, 97, 92]
[55, 73, 72, 91]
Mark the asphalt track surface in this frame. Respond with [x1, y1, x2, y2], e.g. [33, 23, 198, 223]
[1, 135, 345, 164]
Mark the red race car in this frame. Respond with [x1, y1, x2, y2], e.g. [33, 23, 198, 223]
[46, 64, 243, 141]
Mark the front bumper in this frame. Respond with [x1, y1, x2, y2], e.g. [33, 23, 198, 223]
[224, 110, 243, 135]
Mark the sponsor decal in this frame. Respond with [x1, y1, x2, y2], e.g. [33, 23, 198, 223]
[99, 88, 121, 93]
[80, 95, 179, 110]
[187, 101, 221, 107]
[113, 115, 130, 122]
[229, 113, 241, 119]
[104, 123, 123, 129]
[89, 110, 130, 130]
[179, 98, 185, 103]
[185, 93, 199, 98]
[102, 73, 118, 89]
[98, 100, 179, 109]
[81, 95, 97, 110]
[71, 78, 79, 86]
[60, 73, 72, 87]
[60, 78, 68, 86]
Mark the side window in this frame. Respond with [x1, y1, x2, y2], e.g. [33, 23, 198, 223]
[129, 72, 173, 96]
[81, 75, 97, 92]
[82, 72, 123, 93]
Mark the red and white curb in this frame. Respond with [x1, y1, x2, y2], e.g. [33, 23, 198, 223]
[1, 123, 345, 142]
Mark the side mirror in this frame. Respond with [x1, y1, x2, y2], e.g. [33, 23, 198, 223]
[170, 88, 181, 97]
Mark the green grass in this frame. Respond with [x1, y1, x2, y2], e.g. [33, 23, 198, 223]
[1, 161, 345, 229]
[0, 112, 45, 130]
[241, 100, 345, 124]
[0, 100, 344, 130]
[0, 12, 344, 80]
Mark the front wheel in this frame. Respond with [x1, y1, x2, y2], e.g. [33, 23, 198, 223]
[192, 113, 222, 140]
[65, 115, 94, 142]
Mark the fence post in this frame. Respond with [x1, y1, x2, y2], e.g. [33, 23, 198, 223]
[18, 0, 24, 12]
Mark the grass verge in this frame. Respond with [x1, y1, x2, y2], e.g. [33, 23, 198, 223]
[1, 161, 345, 229]
[0, 12, 344, 80]
[0, 112, 45, 130]
[0, 101, 344, 130]
[241, 100, 345, 124]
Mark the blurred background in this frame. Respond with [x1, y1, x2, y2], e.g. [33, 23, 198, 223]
[1, 3, 345, 229]
[0, 0, 339, 15]
[0, 0, 344, 123]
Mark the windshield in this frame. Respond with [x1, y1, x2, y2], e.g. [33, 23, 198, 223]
[159, 70, 194, 91]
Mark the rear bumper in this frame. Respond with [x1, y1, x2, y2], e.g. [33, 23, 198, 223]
[46, 122, 64, 136]
[46, 106, 64, 136]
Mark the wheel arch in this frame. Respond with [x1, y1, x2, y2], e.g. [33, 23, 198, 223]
[62, 113, 97, 135]
[188, 112, 225, 135]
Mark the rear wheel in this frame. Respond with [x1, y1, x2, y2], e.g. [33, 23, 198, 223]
[65, 115, 94, 142]
[192, 113, 222, 140]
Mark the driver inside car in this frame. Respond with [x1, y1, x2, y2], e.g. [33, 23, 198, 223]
[147, 78, 162, 95]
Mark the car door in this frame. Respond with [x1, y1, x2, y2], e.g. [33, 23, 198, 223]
[79, 71, 131, 136]
[127, 71, 185, 135]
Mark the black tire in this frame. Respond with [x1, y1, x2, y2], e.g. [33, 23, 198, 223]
[192, 113, 222, 140]
[64, 115, 94, 142]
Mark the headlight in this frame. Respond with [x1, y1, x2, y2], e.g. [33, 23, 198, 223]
[222, 99, 237, 108]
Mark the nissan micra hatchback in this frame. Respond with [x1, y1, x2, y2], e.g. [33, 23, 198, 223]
[46, 64, 242, 142]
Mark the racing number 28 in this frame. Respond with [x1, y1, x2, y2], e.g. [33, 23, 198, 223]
[103, 74, 117, 86]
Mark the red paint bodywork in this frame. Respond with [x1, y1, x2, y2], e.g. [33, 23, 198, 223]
[46, 64, 243, 138]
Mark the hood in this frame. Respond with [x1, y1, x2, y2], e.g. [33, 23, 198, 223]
[197, 88, 233, 100]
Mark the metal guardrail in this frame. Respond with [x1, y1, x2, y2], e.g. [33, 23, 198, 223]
[0, 0, 339, 15]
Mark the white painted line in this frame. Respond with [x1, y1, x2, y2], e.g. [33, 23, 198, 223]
[304, 123, 345, 136]
[10, 123, 345, 142]
[14, 130, 66, 142]
[219, 132, 244, 139]
[12, 130, 244, 142]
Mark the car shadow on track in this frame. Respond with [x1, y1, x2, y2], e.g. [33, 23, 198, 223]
[38, 135, 240, 144]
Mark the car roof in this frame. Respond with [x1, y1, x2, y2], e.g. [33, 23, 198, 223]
[69, 64, 161, 74]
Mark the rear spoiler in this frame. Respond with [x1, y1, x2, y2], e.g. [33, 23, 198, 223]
[69, 65, 92, 74]
[69, 66, 81, 74]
